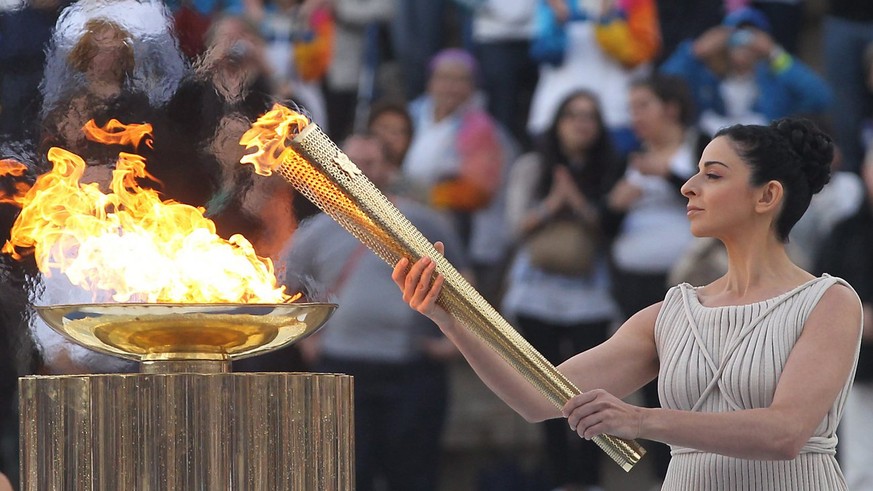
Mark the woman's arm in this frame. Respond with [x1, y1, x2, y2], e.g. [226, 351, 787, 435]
[393, 248, 660, 422]
[565, 283, 863, 460]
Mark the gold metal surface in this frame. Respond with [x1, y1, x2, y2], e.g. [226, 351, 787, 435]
[23, 303, 353, 489]
[20, 372, 355, 490]
[271, 122, 645, 471]
[35, 303, 336, 365]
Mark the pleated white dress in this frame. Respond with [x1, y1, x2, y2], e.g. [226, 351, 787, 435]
[655, 275, 861, 490]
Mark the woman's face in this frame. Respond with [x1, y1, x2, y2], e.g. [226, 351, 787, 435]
[629, 86, 675, 142]
[681, 136, 761, 239]
[428, 60, 474, 117]
[369, 111, 412, 164]
[556, 95, 600, 154]
[86, 26, 129, 85]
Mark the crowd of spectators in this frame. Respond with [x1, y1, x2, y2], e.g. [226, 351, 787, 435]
[1, 0, 872, 490]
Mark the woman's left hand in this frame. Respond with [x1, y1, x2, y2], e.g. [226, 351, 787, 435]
[562, 389, 645, 441]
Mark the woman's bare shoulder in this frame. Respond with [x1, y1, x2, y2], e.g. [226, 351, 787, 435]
[804, 279, 862, 339]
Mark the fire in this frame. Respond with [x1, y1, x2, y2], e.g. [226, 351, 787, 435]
[239, 103, 310, 176]
[82, 118, 155, 150]
[1, 120, 297, 304]
[0, 159, 31, 205]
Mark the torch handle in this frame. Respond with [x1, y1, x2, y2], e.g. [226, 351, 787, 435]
[435, 264, 646, 472]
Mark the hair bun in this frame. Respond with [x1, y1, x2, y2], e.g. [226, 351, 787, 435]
[773, 118, 833, 194]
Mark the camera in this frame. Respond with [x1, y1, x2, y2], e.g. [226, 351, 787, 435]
[728, 29, 755, 49]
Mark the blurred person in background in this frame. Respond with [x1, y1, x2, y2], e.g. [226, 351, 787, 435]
[283, 133, 467, 491]
[501, 90, 622, 491]
[815, 49, 873, 491]
[468, 0, 538, 151]
[0, 0, 70, 142]
[36, 1, 188, 183]
[526, 0, 661, 156]
[605, 73, 707, 484]
[165, 0, 246, 60]
[323, 0, 394, 142]
[403, 48, 514, 303]
[653, 0, 723, 67]
[815, 142, 873, 491]
[390, 0, 449, 100]
[39, 17, 153, 164]
[822, 0, 873, 175]
[660, 7, 832, 137]
[164, 15, 296, 259]
[244, 0, 333, 130]
[367, 99, 413, 172]
[745, 0, 805, 55]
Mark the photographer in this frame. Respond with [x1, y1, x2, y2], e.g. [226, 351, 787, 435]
[659, 7, 832, 136]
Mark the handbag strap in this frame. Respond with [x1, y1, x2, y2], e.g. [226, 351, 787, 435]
[326, 243, 369, 297]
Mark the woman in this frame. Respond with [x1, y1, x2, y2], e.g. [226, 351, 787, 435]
[501, 90, 621, 489]
[392, 118, 863, 489]
[41, 18, 152, 165]
[402, 48, 510, 300]
[367, 99, 414, 172]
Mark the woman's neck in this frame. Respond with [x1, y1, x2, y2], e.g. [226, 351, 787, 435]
[715, 231, 812, 300]
[433, 102, 457, 122]
[560, 144, 588, 164]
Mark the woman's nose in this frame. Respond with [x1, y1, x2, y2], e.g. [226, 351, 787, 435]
[680, 174, 697, 197]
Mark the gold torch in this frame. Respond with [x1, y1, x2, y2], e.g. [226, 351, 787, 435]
[240, 105, 645, 471]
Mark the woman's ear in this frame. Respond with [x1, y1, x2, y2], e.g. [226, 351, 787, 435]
[755, 180, 783, 214]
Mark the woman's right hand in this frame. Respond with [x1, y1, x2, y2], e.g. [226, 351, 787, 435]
[392, 242, 454, 327]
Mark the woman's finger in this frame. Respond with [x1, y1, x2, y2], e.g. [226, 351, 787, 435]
[404, 257, 430, 296]
[410, 259, 438, 307]
[392, 257, 410, 286]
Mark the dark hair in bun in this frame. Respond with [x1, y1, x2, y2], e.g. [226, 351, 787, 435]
[714, 118, 834, 242]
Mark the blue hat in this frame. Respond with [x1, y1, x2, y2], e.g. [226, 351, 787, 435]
[723, 7, 772, 33]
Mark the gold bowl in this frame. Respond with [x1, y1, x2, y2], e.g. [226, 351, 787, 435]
[35, 303, 336, 364]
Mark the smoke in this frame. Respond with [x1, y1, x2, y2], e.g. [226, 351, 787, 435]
[29, 272, 135, 373]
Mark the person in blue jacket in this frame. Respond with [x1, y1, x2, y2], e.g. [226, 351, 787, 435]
[659, 7, 832, 136]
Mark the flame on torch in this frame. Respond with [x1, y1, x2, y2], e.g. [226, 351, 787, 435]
[240, 104, 310, 177]
[1, 119, 297, 304]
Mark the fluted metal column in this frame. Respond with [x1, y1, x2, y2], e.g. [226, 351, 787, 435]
[19, 371, 354, 490]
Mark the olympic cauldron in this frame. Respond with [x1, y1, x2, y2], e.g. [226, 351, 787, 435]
[5, 121, 353, 489]
[20, 301, 351, 490]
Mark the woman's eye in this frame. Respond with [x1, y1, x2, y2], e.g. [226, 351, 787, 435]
[705, 173, 721, 180]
